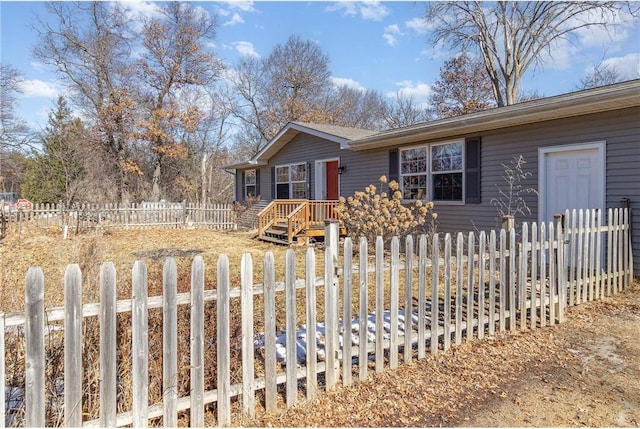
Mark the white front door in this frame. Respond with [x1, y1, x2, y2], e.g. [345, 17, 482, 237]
[539, 142, 605, 223]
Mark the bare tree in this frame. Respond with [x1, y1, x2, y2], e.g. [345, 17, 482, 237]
[136, 2, 224, 201]
[231, 35, 335, 155]
[427, 1, 638, 106]
[383, 92, 432, 128]
[430, 53, 496, 119]
[34, 1, 137, 202]
[578, 55, 630, 89]
[330, 85, 388, 130]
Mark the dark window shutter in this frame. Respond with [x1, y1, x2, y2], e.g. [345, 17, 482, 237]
[389, 149, 399, 184]
[271, 167, 275, 200]
[465, 137, 481, 203]
[241, 171, 246, 200]
[255, 169, 261, 197]
[307, 162, 311, 199]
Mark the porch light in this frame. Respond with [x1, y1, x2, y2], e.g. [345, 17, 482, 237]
[337, 165, 346, 175]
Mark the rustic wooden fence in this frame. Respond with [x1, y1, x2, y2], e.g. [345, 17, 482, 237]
[0, 208, 632, 427]
[0, 202, 237, 233]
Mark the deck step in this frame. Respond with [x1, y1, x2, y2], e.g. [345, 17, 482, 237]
[257, 235, 290, 245]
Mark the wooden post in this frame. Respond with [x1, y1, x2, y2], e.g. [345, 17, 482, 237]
[132, 261, 149, 428]
[163, 258, 178, 427]
[358, 238, 369, 380]
[217, 255, 231, 426]
[285, 249, 297, 406]
[190, 256, 205, 426]
[342, 238, 353, 385]
[306, 247, 318, 398]
[241, 253, 256, 417]
[324, 219, 339, 388]
[502, 216, 515, 330]
[25, 268, 45, 428]
[263, 253, 277, 411]
[100, 263, 117, 427]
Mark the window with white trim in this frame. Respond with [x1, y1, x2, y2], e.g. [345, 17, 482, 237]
[275, 163, 307, 199]
[399, 141, 464, 202]
[245, 169, 256, 198]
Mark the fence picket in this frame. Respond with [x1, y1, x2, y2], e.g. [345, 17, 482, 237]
[595, 209, 602, 299]
[25, 267, 45, 428]
[0, 314, 4, 429]
[263, 253, 277, 411]
[508, 228, 516, 331]
[241, 254, 256, 417]
[499, 230, 506, 332]
[540, 224, 547, 328]
[217, 254, 231, 426]
[478, 231, 487, 340]
[375, 236, 385, 370]
[530, 224, 538, 330]
[443, 234, 451, 352]
[358, 238, 369, 380]
[488, 231, 496, 336]
[306, 247, 318, 397]
[163, 258, 178, 427]
[343, 238, 353, 385]
[390, 237, 399, 369]
[417, 235, 427, 358]
[100, 263, 117, 427]
[285, 249, 298, 406]
[468, 232, 476, 342]
[549, 223, 556, 326]
[324, 222, 339, 388]
[455, 233, 463, 345]
[431, 234, 440, 355]
[520, 224, 529, 331]
[132, 261, 149, 428]
[404, 235, 414, 363]
[190, 256, 205, 426]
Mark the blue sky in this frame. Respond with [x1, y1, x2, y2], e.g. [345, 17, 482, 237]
[2, 1, 640, 130]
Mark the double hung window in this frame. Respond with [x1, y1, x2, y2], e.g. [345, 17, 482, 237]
[245, 169, 256, 198]
[399, 141, 464, 202]
[275, 163, 307, 199]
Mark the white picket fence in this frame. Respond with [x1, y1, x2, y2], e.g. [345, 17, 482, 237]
[0, 202, 237, 232]
[0, 208, 632, 427]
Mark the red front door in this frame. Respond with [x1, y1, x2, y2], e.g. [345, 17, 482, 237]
[326, 161, 339, 200]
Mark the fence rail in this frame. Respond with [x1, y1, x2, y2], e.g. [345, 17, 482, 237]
[0, 202, 237, 234]
[0, 208, 633, 427]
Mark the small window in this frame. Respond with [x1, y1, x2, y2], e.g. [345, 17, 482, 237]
[245, 169, 256, 198]
[275, 163, 307, 199]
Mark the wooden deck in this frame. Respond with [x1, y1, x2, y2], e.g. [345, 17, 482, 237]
[257, 200, 345, 244]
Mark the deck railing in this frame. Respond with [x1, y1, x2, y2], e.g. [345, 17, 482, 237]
[257, 200, 341, 242]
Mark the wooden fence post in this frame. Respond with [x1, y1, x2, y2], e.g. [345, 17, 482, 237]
[190, 256, 205, 426]
[306, 247, 318, 398]
[241, 253, 256, 417]
[132, 261, 149, 428]
[217, 255, 231, 427]
[358, 238, 369, 379]
[389, 236, 399, 368]
[342, 238, 353, 385]
[375, 236, 385, 370]
[100, 262, 117, 427]
[65, 264, 83, 427]
[163, 258, 178, 427]
[263, 252, 277, 411]
[324, 219, 339, 388]
[285, 249, 297, 406]
[431, 233, 440, 356]
[25, 267, 45, 428]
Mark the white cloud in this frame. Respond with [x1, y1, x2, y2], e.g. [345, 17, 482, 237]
[224, 12, 245, 26]
[19, 79, 60, 99]
[585, 53, 640, 79]
[232, 41, 260, 58]
[325, 1, 389, 21]
[330, 77, 366, 91]
[383, 24, 402, 47]
[219, 1, 256, 13]
[405, 17, 431, 35]
[387, 80, 432, 107]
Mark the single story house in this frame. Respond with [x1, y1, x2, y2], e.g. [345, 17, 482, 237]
[226, 80, 639, 273]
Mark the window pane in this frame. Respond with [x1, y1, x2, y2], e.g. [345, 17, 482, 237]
[276, 166, 289, 182]
[290, 163, 306, 181]
[432, 143, 462, 172]
[245, 169, 256, 185]
[245, 185, 256, 197]
[276, 183, 289, 199]
[292, 182, 307, 199]
[401, 147, 427, 174]
[402, 175, 427, 200]
[432, 173, 463, 201]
